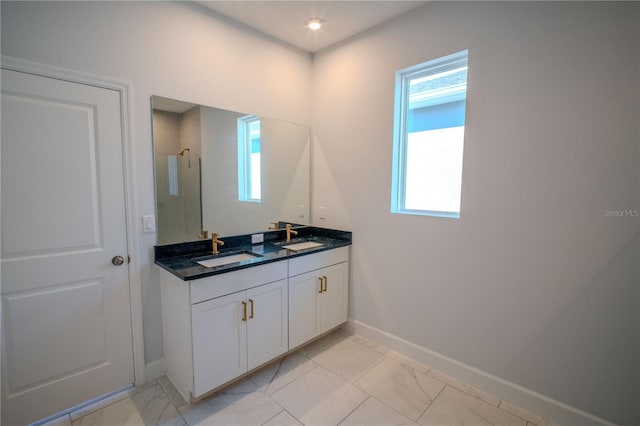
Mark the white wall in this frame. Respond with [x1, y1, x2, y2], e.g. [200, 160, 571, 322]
[1, 0, 312, 364]
[311, 2, 639, 425]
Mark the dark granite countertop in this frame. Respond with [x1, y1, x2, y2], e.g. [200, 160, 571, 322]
[154, 226, 352, 281]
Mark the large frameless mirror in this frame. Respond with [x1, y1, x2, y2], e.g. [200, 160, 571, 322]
[152, 96, 310, 245]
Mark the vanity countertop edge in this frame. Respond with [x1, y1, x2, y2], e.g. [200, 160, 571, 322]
[154, 226, 352, 281]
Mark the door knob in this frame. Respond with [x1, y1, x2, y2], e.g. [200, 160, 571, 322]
[112, 255, 125, 266]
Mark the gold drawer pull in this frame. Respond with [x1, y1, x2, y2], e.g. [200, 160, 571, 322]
[322, 276, 328, 292]
[318, 277, 323, 293]
[249, 299, 254, 319]
[241, 301, 247, 321]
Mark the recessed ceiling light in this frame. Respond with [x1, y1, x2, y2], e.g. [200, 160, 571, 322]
[306, 18, 324, 31]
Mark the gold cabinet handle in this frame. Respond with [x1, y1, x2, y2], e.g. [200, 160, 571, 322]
[249, 298, 254, 319]
[241, 301, 247, 321]
[318, 276, 328, 293]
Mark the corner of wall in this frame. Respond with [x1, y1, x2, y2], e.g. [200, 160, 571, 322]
[144, 358, 167, 383]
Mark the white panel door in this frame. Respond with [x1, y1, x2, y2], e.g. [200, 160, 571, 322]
[246, 280, 288, 370]
[1, 69, 133, 425]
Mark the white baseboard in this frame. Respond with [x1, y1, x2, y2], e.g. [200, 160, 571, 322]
[346, 319, 615, 426]
[144, 358, 167, 383]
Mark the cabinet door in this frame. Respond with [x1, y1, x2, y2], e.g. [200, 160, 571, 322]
[319, 263, 349, 332]
[192, 291, 247, 397]
[246, 279, 288, 370]
[289, 271, 323, 349]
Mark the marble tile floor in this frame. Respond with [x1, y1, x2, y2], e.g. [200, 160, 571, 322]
[39, 330, 555, 426]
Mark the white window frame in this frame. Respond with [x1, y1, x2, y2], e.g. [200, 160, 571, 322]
[391, 50, 468, 219]
[237, 115, 261, 202]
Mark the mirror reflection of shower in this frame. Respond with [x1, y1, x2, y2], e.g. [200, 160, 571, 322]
[151, 95, 311, 242]
[152, 103, 203, 244]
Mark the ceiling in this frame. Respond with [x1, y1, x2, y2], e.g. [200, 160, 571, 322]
[152, 96, 198, 113]
[194, 1, 429, 53]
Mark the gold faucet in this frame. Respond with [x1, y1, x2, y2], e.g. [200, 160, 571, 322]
[212, 233, 225, 254]
[285, 224, 298, 242]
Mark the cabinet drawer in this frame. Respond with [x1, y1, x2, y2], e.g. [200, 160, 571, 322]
[288, 246, 349, 277]
[191, 260, 287, 304]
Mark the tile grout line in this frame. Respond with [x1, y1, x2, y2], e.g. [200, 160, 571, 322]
[426, 369, 501, 408]
[348, 350, 387, 385]
[336, 395, 371, 426]
[156, 379, 189, 426]
[369, 393, 426, 425]
[267, 361, 321, 396]
[263, 387, 304, 425]
[346, 335, 440, 424]
[259, 407, 286, 426]
[497, 400, 547, 425]
[416, 383, 448, 423]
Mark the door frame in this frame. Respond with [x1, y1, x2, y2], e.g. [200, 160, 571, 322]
[1, 55, 146, 387]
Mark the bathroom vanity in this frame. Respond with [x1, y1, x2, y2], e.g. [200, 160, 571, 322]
[155, 226, 351, 402]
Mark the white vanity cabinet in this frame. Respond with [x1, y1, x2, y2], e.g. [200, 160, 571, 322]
[159, 245, 349, 403]
[160, 261, 288, 401]
[288, 246, 349, 349]
[191, 279, 288, 397]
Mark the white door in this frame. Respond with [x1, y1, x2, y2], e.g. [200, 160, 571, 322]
[246, 280, 288, 370]
[1, 69, 134, 425]
[192, 291, 247, 397]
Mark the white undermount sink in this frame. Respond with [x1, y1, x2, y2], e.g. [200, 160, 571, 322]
[195, 252, 260, 268]
[282, 241, 324, 251]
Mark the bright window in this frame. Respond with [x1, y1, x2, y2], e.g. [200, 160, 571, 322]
[391, 50, 468, 218]
[238, 115, 261, 202]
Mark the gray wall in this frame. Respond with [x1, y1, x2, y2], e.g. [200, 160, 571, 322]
[179, 107, 203, 242]
[153, 107, 202, 244]
[310, 2, 639, 424]
[152, 110, 184, 244]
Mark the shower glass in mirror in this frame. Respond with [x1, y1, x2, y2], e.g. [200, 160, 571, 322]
[152, 96, 310, 244]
